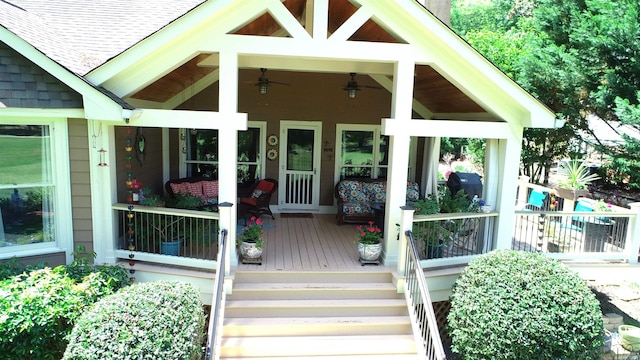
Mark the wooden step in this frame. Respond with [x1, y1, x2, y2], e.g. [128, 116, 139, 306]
[232, 270, 394, 284]
[223, 315, 412, 336]
[219, 335, 417, 358]
[228, 281, 399, 300]
[221, 355, 420, 360]
[224, 298, 408, 318]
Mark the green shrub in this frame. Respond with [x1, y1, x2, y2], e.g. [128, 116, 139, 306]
[0, 266, 125, 359]
[64, 281, 205, 360]
[0, 257, 47, 280]
[447, 250, 603, 359]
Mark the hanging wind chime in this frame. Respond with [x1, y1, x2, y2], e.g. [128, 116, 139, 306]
[125, 127, 136, 283]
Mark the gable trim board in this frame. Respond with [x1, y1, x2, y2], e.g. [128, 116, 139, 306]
[83, 0, 555, 130]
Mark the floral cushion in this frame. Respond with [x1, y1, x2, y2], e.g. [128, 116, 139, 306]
[336, 180, 420, 215]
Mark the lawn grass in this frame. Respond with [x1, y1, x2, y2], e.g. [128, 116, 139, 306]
[0, 135, 45, 186]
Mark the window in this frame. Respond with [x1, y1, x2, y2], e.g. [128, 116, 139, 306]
[336, 125, 389, 180]
[0, 123, 64, 254]
[184, 123, 265, 184]
[335, 124, 415, 182]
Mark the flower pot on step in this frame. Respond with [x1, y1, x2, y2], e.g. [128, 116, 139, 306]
[239, 240, 263, 264]
[358, 241, 382, 262]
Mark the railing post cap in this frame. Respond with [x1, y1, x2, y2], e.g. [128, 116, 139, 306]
[401, 205, 415, 211]
[218, 202, 234, 208]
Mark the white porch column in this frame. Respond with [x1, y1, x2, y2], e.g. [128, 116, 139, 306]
[89, 120, 117, 264]
[218, 51, 243, 266]
[382, 60, 415, 266]
[494, 132, 523, 249]
[627, 202, 640, 264]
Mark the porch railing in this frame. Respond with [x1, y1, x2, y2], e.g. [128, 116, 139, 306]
[113, 203, 220, 268]
[403, 229, 447, 360]
[205, 229, 228, 360]
[512, 209, 636, 260]
[412, 212, 498, 267]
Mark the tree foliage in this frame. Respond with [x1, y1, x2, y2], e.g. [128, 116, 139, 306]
[451, 0, 640, 187]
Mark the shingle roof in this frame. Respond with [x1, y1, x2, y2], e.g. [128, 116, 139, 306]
[0, 41, 83, 108]
[0, 0, 204, 75]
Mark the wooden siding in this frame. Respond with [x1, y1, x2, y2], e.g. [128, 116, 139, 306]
[68, 119, 93, 256]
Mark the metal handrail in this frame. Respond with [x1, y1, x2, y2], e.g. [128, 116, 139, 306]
[204, 228, 228, 360]
[404, 230, 447, 360]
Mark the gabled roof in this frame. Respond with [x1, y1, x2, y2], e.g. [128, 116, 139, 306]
[0, 0, 556, 128]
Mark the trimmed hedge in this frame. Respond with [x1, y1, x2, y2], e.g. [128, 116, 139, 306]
[64, 281, 205, 360]
[447, 250, 603, 359]
[0, 266, 127, 360]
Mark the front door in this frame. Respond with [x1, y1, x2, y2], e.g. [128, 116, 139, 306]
[278, 121, 321, 211]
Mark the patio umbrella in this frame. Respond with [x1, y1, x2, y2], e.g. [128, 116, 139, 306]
[421, 137, 441, 197]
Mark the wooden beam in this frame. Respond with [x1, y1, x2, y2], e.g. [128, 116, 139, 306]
[128, 109, 247, 131]
[328, 6, 373, 42]
[265, 0, 311, 40]
[382, 119, 515, 139]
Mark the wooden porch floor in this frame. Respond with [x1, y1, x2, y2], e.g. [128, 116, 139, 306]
[235, 214, 395, 272]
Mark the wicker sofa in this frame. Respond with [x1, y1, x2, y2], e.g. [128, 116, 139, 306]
[335, 179, 420, 224]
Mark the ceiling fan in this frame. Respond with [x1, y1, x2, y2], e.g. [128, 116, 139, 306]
[254, 68, 290, 95]
[343, 72, 382, 99]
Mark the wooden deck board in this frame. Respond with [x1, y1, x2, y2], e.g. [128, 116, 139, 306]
[235, 214, 393, 272]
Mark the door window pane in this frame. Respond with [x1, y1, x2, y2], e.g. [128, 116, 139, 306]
[286, 129, 314, 171]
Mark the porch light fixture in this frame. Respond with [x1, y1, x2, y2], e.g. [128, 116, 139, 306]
[343, 73, 360, 99]
[255, 68, 289, 95]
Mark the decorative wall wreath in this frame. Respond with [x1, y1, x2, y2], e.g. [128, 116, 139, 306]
[267, 134, 278, 146]
[267, 148, 278, 160]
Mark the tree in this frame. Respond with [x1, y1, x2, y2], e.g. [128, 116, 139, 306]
[451, 0, 640, 187]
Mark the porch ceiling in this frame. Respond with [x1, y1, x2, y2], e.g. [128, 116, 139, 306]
[128, 0, 490, 118]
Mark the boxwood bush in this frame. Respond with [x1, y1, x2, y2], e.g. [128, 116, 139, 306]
[0, 265, 127, 360]
[64, 281, 205, 360]
[447, 250, 603, 359]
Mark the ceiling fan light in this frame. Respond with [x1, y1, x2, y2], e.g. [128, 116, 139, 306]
[347, 88, 357, 99]
[259, 83, 268, 95]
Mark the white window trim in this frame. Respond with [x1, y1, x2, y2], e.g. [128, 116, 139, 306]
[180, 121, 266, 180]
[0, 117, 73, 260]
[335, 124, 416, 185]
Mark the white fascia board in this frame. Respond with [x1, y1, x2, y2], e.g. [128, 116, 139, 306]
[128, 109, 247, 131]
[1, 27, 124, 121]
[364, 0, 555, 129]
[0, 108, 84, 119]
[382, 118, 518, 140]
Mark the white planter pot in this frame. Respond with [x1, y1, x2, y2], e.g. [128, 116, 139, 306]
[239, 240, 263, 259]
[358, 241, 382, 261]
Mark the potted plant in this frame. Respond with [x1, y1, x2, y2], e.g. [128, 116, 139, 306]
[152, 216, 185, 256]
[555, 160, 600, 200]
[238, 216, 265, 263]
[355, 221, 382, 263]
[412, 194, 444, 259]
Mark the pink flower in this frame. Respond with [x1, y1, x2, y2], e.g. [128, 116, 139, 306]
[256, 218, 263, 225]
